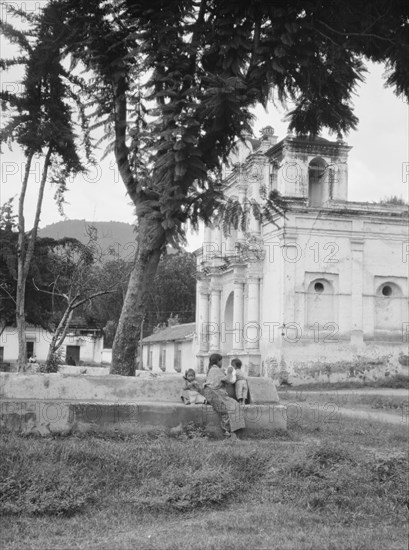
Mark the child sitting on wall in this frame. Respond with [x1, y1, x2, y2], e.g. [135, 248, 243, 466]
[231, 358, 249, 405]
[181, 369, 207, 405]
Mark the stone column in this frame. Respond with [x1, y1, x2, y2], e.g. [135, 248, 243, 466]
[198, 283, 210, 352]
[209, 285, 221, 351]
[249, 210, 261, 235]
[245, 275, 261, 351]
[232, 279, 244, 350]
[237, 185, 247, 243]
[215, 226, 223, 259]
[280, 236, 299, 324]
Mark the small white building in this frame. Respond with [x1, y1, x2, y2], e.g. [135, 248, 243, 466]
[0, 322, 104, 367]
[194, 127, 409, 382]
[142, 322, 195, 373]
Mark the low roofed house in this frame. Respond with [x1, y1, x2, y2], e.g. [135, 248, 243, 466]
[0, 317, 104, 369]
[142, 322, 196, 374]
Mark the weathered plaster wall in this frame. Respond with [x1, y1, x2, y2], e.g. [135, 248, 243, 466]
[0, 327, 103, 365]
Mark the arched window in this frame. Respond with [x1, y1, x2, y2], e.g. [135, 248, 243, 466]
[308, 157, 326, 206]
[375, 282, 403, 331]
[306, 278, 336, 328]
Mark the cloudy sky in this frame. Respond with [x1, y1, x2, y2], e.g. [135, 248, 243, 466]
[0, 2, 408, 251]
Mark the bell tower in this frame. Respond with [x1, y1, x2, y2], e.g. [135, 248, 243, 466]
[265, 134, 351, 205]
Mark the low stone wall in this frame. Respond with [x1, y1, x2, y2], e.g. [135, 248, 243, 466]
[0, 399, 287, 437]
[0, 372, 280, 404]
[58, 365, 110, 376]
[0, 373, 285, 437]
[263, 348, 409, 387]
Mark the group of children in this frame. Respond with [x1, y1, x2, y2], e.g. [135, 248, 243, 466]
[180, 358, 248, 405]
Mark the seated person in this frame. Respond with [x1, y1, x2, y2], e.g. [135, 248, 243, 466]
[180, 368, 207, 405]
[231, 358, 249, 405]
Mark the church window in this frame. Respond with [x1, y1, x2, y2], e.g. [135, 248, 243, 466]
[308, 157, 326, 206]
[314, 281, 324, 293]
[381, 285, 392, 297]
[375, 282, 403, 331]
[306, 278, 336, 328]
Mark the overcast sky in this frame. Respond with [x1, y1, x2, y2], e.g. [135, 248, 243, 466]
[0, 2, 408, 252]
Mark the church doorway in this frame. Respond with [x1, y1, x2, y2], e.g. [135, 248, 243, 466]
[223, 292, 234, 353]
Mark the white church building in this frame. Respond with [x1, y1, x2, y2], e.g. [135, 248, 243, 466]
[194, 127, 408, 382]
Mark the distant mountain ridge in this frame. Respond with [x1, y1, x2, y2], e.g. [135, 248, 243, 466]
[39, 220, 137, 260]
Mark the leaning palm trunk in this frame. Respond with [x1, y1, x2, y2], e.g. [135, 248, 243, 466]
[111, 215, 166, 375]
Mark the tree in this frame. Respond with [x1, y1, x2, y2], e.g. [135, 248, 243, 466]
[81, 258, 132, 348]
[143, 251, 197, 336]
[0, 198, 67, 337]
[32, 234, 123, 367]
[0, 199, 18, 337]
[0, 211, 126, 366]
[82, 250, 196, 347]
[0, 3, 90, 369]
[13, 0, 409, 374]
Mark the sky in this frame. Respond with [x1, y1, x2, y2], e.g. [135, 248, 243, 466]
[0, 2, 408, 252]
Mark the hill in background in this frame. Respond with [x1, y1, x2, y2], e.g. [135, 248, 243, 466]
[39, 220, 136, 261]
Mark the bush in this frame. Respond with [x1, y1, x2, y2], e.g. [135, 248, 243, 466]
[40, 349, 64, 373]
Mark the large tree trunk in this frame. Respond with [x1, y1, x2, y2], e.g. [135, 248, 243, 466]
[111, 216, 166, 375]
[110, 76, 167, 375]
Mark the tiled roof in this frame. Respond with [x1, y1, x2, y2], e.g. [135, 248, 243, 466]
[142, 322, 196, 343]
[248, 137, 261, 150]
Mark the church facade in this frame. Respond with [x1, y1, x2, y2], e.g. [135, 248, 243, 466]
[194, 127, 408, 382]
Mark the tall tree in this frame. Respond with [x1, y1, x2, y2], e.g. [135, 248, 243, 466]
[13, 0, 409, 374]
[0, 3, 90, 369]
[33, 237, 120, 366]
[0, 199, 18, 337]
[0, 203, 77, 336]
[143, 251, 197, 336]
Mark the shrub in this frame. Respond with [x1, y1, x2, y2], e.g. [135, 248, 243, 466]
[40, 349, 64, 373]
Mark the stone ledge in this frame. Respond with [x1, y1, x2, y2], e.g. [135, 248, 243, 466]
[0, 399, 287, 438]
[0, 373, 280, 404]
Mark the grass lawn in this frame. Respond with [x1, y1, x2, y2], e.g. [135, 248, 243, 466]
[1, 416, 408, 550]
[287, 373, 409, 391]
[279, 389, 409, 421]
